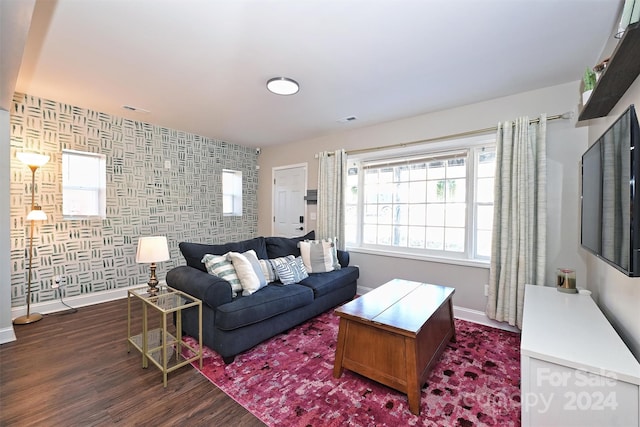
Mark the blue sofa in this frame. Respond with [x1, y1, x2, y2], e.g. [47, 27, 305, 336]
[166, 233, 359, 363]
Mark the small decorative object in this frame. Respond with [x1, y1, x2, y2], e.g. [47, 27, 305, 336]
[556, 268, 577, 294]
[14, 151, 50, 325]
[593, 58, 610, 81]
[136, 236, 170, 296]
[582, 67, 597, 106]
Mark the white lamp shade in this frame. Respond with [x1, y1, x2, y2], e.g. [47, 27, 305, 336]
[17, 152, 50, 168]
[136, 236, 170, 263]
[26, 206, 47, 221]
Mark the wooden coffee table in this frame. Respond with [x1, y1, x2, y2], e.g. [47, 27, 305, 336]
[333, 279, 455, 415]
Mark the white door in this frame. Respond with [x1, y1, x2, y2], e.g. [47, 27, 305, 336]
[273, 165, 307, 237]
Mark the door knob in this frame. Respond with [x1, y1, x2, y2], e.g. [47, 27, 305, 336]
[296, 227, 303, 231]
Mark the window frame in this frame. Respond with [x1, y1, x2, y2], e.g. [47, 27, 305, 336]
[344, 134, 495, 266]
[62, 149, 107, 220]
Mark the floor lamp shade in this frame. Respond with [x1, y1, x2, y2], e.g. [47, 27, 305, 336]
[17, 152, 50, 168]
[136, 236, 170, 295]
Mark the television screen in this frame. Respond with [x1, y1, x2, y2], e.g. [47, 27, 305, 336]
[581, 105, 640, 276]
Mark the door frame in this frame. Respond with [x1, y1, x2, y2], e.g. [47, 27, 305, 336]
[271, 163, 308, 236]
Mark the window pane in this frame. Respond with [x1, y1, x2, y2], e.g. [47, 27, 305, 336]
[445, 228, 465, 252]
[365, 184, 378, 204]
[410, 163, 427, 181]
[395, 182, 410, 203]
[393, 225, 408, 247]
[408, 204, 426, 226]
[426, 204, 445, 226]
[426, 181, 445, 202]
[477, 177, 494, 203]
[363, 224, 377, 244]
[476, 230, 492, 257]
[408, 226, 426, 248]
[396, 165, 410, 182]
[378, 183, 392, 203]
[447, 158, 466, 178]
[378, 205, 392, 224]
[377, 225, 392, 245]
[426, 226, 444, 250]
[393, 204, 408, 225]
[445, 204, 466, 227]
[478, 151, 496, 177]
[409, 181, 426, 203]
[427, 161, 445, 180]
[63, 189, 100, 216]
[364, 204, 378, 224]
[447, 178, 466, 202]
[477, 205, 494, 230]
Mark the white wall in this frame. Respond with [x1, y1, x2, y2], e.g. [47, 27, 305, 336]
[584, 74, 640, 358]
[258, 81, 588, 315]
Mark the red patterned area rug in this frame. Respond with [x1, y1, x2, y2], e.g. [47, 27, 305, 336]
[184, 310, 521, 427]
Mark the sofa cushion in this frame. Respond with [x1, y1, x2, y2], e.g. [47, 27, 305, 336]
[274, 256, 308, 285]
[298, 238, 341, 273]
[299, 266, 360, 298]
[228, 250, 268, 296]
[265, 231, 315, 259]
[201, 253, 243, 297]
[180, 237, 268, 271]
[215, 284, 314, 330]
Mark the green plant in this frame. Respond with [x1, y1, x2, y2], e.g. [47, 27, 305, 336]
[583, 67, 597, 92]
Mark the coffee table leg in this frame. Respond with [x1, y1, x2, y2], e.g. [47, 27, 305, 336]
[405, 338, 421, 415]
[448, 298, 457, 342]
[333, 318, 348, 378]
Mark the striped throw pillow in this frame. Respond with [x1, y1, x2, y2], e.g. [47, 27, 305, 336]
[298, 238, 341, 273]
[201, 253, 242, 297]
[274, 256, 308, 285]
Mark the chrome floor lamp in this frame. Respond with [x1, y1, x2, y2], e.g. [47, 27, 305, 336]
[13, 152, 50, 325]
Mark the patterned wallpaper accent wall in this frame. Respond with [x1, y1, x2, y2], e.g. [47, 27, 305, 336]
[9, 93, 258, 308]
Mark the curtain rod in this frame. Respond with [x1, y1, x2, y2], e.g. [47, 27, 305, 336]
[344, 111, 573, 157]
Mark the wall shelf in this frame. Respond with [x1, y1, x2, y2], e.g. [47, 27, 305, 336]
[579, 21, 640, 121]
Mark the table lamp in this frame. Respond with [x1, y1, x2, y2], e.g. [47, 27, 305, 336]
[136, 236, 170, 295]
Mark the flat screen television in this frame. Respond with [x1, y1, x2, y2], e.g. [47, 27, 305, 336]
[581, 105, 640, 276]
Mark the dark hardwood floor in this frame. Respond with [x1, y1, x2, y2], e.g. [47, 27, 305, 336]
[0, 298, 265, 426]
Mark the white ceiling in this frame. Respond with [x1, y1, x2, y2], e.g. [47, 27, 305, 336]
[16, 0, 622, 148]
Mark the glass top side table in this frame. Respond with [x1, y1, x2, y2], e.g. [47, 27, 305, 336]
[127, 285, 203, 387]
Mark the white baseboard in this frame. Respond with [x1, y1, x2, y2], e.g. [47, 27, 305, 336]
[356, 285, 520, 333]
[10, 284, 142, 320]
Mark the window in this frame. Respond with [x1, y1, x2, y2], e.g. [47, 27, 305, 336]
[223, 169, 242, 216]
[62, 150, 106, 219]
[345, 138, 495, 263]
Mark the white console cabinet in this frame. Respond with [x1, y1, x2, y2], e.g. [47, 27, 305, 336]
[521, 284, 640, 427]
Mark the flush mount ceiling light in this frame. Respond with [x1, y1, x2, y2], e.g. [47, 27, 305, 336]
[267, 77, 299, 96]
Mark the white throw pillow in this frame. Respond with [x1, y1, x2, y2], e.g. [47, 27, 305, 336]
[228, 250, 268, 296]
[298, 238, 340, 273]
[201, 253, 242, 297]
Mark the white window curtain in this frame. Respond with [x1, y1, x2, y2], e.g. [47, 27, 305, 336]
[486, 115, 547, 329]
[317, 149, 346, 249]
